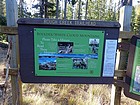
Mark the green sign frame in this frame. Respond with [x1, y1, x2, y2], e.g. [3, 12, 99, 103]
[34, 28, 104, 77]
[129, 39, 140, 95]
[125, 35, 140, 101]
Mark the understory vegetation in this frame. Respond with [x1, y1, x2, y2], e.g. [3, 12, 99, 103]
[22, 84, 139, 105]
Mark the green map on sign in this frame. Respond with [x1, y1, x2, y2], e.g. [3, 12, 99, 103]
[130, 39, 140, 95]
[34, 28, 104, 77]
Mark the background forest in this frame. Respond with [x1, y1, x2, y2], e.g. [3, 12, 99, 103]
[0, 0, 140, 35]
[0, 0, 140, 105]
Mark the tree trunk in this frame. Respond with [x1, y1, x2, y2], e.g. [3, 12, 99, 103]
[78, 0, 81, 20]
[85, 0, 88, 20]
[19, 0, 23, 17]
[64, 0, 67, 19]
[40, 0, 44, 18]
[56, 0, 59, 19]
[45, 0, 48, 18]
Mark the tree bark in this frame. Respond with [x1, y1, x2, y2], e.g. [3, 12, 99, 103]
[85, 0, 88, 20]
[64, 0, 67, 19]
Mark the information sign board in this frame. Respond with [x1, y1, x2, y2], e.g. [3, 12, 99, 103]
[125, 35, 140, 101]
[18, 18, 120, 83]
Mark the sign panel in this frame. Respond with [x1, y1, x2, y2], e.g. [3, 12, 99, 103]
[18, 18, 120, 83]
[34, 28, 104, 77]
[130, 39, 140, 95]
[125, 35, 140, 101]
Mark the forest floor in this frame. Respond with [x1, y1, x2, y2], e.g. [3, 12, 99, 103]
[0, 44, 10, 105]
[0, 43, 139, 105]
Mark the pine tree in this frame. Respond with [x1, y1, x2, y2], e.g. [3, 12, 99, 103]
[0, 0, 6, 16]
[77, 0, 81, 20]
[85, 0, 88, 20]
[87, 0, 107, 20]
[0, 0, 6, 25]
[67, 3, 73, 19]
[56, 0, 59, 19]
[131, 7, 136, 32]
[64, 0, 77, 20]
[31, 0, 56, 18]
[0, 0, 6, 41]
[132, 5, 140, 34]
[86, 0, 117, 21]
[46, 0, 56, 18]
[105, 0, 116, 21]
[134, 13, 140, 34]
[18, 0, 32, 18]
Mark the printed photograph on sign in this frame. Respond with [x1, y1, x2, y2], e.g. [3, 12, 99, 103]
[58, 42, 73, 54]
[73, 58, 88, 69]
[89, 39, 99, 55]
[39, 55, 56, 70]
[132, 66, 140, 93]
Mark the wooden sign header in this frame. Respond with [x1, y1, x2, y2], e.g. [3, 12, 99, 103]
[18, 18, 120, 28]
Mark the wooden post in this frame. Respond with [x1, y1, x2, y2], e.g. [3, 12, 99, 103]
[5, 0, 23, 105]
[111, 6, 132, 105]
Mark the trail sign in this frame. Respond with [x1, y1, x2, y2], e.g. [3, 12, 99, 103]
[125, 35, 140, 101]
[18, 18, 120, 84]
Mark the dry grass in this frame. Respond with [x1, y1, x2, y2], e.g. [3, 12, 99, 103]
[22, 84, 139, 105]
[22, 84, 89, 105]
